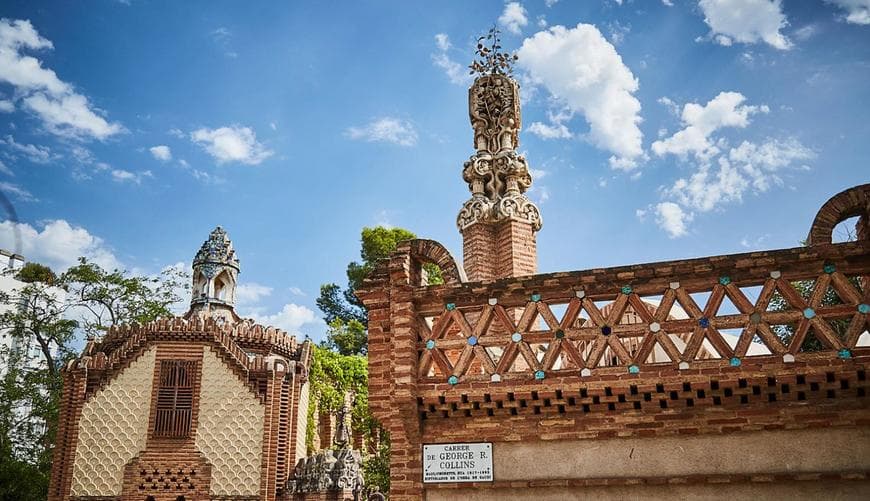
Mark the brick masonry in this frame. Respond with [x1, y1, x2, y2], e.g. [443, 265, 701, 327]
[49, 319, 312, 501]
[357, 183, 870, 500]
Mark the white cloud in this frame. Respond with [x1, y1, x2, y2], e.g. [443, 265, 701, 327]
[518, 24, 644, 169]
[432, 33, 471, 86]
[345, 117, 418, 147]
[652, 91, 767, 161]
[0, 19, 124, 139]
[0, 181, 35, 201]
[168, 128, 185, 138]
[657, 96, 680, 116]
[545, 0, 559, 6]
[111, 168, 152, 184]
[191, 125, 274, 165]
[662, 0, 675, 6]
[252, 303, 320, 335]
[0, 219, 121, 271]
[149, 145, 172, 161]
[655, 202, 692, 238]
[663, 137, 813, 214]
[607, 21, 631, 46]
[0, 160, 11, 176]
[528, 106, 574, 140]
[235, 282, 273, 305]
[793, 24, 820, 41]
[499, 2, 529, 35]
[435, 33, 451, 52]
[826, 0, 870, 24]
[529, 168, 548, 180]
[0, 99, 13, 112]
[288, 286, 306, 297]
[1, 135, 55, 163]
[698, 0, 792, 50]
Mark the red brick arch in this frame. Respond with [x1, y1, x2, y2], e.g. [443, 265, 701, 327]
[807, 183, 870, 245]
[400, 238, 467, 285]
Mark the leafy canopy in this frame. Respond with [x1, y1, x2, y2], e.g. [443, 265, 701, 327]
[0, 259, 188, 500]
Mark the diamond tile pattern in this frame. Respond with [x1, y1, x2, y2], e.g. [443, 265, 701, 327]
[418, 269, 869, 383]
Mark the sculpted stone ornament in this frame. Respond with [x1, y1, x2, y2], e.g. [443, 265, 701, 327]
[288, 447, 364, 496]
[457, 34, 542, 232]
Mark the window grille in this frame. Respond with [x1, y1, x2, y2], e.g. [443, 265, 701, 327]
[153, 360, 195, 437]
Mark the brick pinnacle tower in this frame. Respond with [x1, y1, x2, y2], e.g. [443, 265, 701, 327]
[457, 30, 542, 282]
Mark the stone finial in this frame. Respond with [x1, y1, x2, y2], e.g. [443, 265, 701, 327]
[186, 226, 241, 325]
[457, 32, 541, 234]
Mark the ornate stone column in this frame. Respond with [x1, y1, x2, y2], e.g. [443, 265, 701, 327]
[457, 68, 541, 282]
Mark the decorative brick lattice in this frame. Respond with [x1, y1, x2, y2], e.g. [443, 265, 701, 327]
[418, 262, 869, 383]
[195, 346, 265, 496]
[69, 346, 157, 496]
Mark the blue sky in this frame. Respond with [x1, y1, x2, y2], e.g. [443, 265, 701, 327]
[0, 0, 868, 342]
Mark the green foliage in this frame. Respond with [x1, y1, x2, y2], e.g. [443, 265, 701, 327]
[0, 259, 189, 500]
[16, 263, 57, 286]
[316, 283, 365, 326]
[323, 318, 368, 356]
[316, 226, 442, 355]
[362, 431, 390, 495]
[304, 345, 389, 494]
[61, 258, 189, 338]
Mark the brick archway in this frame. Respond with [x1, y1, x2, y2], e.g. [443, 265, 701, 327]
[399, 238, 467, 285]
[807, 183, 870, 245]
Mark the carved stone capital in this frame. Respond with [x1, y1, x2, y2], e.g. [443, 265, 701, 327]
[495, 194, 542, 231]
[457, 195, 494, 230]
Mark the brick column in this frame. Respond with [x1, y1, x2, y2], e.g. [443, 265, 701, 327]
[358, 251, 424, 500]
[457, 73, 541, 282]
[48, 367, 87, 501]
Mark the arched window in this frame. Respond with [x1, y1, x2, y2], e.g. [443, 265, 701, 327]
[214, 271, 228, 301]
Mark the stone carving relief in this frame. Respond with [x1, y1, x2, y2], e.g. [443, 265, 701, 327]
[457, 73, 542, 232]
[288, 447, 364, 495]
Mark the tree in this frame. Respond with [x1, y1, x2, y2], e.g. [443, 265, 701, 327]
[305, 346, 388, 494]
[16, 263, 57, 286]
[0, 259, 189, 500]
[323, 318, 367, 356]
[0, 275, 75, 501]
[62, 258, 188, 339]
[317, 226, 442, 355]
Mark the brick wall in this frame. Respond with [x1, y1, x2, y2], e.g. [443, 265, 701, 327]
[462, 219, 537, 282]
[357, 184, 870, 500]
[50, 319, 312, 501]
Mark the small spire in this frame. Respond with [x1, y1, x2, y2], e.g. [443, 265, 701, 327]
[186, 226, 241, 324]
